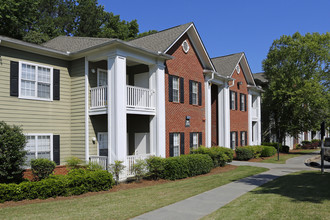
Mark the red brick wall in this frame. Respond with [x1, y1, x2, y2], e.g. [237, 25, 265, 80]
[230, 63, 249, 146]
[211, 84, 218, 146]
[23, 165, 69, 180]
[165, 34, 205, 157]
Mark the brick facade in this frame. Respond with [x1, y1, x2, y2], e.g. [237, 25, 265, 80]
[165, 34, 205, 157]
[23, 165, 69, 180]
[230, 64, 249, 147]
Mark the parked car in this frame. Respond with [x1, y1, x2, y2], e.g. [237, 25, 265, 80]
[324, 138, 330, 162]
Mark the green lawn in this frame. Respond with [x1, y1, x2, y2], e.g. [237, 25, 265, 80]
[259, 149, 318, 164]
[0, 166, 267, 220]
[203, 171, 330, 220]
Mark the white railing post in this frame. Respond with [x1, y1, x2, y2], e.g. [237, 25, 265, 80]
[126, 85, 155, 110]
[90, 86, 108, 108]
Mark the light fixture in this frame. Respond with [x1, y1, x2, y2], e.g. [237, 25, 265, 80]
[91, 69, 96, 73]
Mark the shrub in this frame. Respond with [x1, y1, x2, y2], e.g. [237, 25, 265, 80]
[245, 145, 263, 158]
[235, 147, 254, 161]
[0, 169, 114, 203]
[312, 139, 321, 143]
[162, 154, 213, 180]
[132, 159, 147, 182]
[109, 160, 125, 185]
[30, 159, 56, 181]
[86, 161, 104, 171]
[262, 142, 290, 153]
[261, 146, 277, 157]
[146, 156, 165, 180]
[281, 145, 290, 153]
[65, 157, 84, 169]
[190, 146, 234, 167]
[0, 121, 27, 183]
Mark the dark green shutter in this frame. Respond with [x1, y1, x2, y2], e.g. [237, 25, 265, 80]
[235, 92, 237, 110]
[180, 132, 185, 155]
[229, 91, 232, 110]
[235, 132, 238, 147]
[198, 82, 202, 106]
[169, 75, 173, 102]
[189, 80, 192, 104]
[190, 132, 193, 150]
[10, 61, 19, 97]
[53, 69, 60, 100]
[169, 133, 174, 157]
[245, 131, 248, 146]
[180, 77, 184, 103]
[244, 94, 247, 112]
[53, 135, 60, 165]
[199, 132, 202, 147]
[230, 132, 233, 149]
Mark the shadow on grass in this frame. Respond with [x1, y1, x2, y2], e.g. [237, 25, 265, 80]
[252, 172, 330, 203]
[287, 150, 319, 155]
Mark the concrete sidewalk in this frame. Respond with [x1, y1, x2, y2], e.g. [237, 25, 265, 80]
[132, 153, 318, 220]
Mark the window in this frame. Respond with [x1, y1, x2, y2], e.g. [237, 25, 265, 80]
[192, 81, 198, 105]
[191, 133, 199, 150]
[173, 133, 180, 157]
[97, 69, 107, 87]
[173, 76, 179, 102]
[252, 122, 258, 143]
[98, 132, 108, 156]
[240, 93, 246, 111]
[25, 134, 52, 165]
[230, 131, 238, 149]
[19, 62, 53, 101]
[230, 91, 237, 110]
[182, 40, 190, 53]
[241, 131, 247, 146]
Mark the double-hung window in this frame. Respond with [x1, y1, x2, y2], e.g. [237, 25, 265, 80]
[230, 91, 237, 110]
[241, 131, 247, 146]
[25, 134, 53, 165]
[20, 62, 53, 101]
[173, 133, 180, 156]
[191, 133, 199, 150]
[192, 81, 198, 105]
[230, 131, 238, 149]
[240, 93, 246, 111]
[173, 76, 179, 102]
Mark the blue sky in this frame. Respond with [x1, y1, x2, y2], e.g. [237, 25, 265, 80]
[98, 0, 329, 73]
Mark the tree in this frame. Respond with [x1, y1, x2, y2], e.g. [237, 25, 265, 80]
[262, 32, 330, 143]
[0, 0, 156, 44]
[0, 121, 27, 183]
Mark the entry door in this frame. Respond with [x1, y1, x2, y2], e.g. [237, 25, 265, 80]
[134, 133, 150, 155]
[98, 132, 108, 156]
[97, 69, 107, 87]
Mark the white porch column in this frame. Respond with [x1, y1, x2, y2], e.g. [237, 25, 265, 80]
[154, 62, 166, 157]
[205, 80, 212, 148]
[149, 64, 157, 156]
[84, 57, 89, 162]
[248, 92, 252, 145]
[257, 95, 261, 145]
[223, 85, 231, 148]
[107, 53, 127, 164]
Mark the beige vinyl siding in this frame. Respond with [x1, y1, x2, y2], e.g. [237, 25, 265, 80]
[70, 58, 86, 160]
[0, 46, 71, 164]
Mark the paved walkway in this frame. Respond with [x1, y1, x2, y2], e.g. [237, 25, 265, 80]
[132, 152, 319, 220]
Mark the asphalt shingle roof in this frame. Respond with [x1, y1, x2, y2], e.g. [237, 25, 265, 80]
[253, 72, 268, 83]
[211, 53, 243, 77]
[129, 22, 192, 53]
[42, 36, 115, 53]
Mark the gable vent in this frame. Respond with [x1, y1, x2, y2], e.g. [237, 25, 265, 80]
[182, 40, 190, 53]
[236, 65, 241, 74]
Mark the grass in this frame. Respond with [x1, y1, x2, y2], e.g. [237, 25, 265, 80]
[203, 171, 330, 220]
[259, 149, 318, 164]
[0, 166, 267, 220]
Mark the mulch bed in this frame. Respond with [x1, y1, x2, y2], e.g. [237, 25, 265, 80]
[0, 165, 237, 208]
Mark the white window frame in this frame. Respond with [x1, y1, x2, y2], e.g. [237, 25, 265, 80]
[240, 94, 245, 111]
[173, 133, 180, 157]
[241, 131, 247, 146]
[192, 81, 198, 105]
[97, 132, 108, 156]
[231, 131, 237, 149]
[97, 68, 108, 87]
[192, 132, 199, 150]
[19, 61, 53, 101]
[25, 133, 53, 165]
[173, 76, 179, 102]
[231, 91, 236, 110]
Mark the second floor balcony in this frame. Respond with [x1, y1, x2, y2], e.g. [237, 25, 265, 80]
[90, 85, 156, 115]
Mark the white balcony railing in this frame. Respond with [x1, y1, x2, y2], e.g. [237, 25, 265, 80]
[127, 85, 155, 110]
[89, 156, 108, 170]
[126, 154, 151, 177]
[90, 86, 155, 110]
[90, 86, 107, 108]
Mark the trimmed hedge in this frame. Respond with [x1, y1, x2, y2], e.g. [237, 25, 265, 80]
[262, 142, 290, 153]
[235, 147, 254, 161]
[190, 146, 234, 167]
[261, 146, 277, 157]
[31, 158, 56, 181]
[162, 154, 213, 180]
[244, 145, 263, 158]
[0, 168, 114, 203]
[145, 156, 165, 180]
